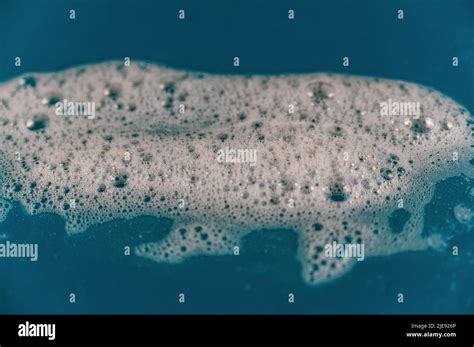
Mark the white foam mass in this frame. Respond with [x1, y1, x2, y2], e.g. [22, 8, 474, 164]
[0, 62, 472, 284]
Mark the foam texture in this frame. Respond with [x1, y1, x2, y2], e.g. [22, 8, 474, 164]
[0, 62, 472, 284]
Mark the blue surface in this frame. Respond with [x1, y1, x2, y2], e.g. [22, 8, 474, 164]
[0, 0, 473, 313]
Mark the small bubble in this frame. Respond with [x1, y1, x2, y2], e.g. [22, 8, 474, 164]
[425, 117, 435, 129]
[41, 95, 62, 107]
[269, 196, 280, 205]
[307, 81, 334, 103]
[301, 183, 313, 194]
[103, 85, 121, 100]
[238, 113, 247, 121]
[19, 76, 36, 88]
[328, 182, 350, 202]
[112, 173, 128, 188]
[161, 82, 175, 94]
[381, 168, 394, 181]
[443, 121, 453, 130]
[162, 97, 173, 109]
[411, 116, 435, 134]
[26, 115, 49, 131]
[217, 133, 228, 142]
[388, 154, 399, 165]
[330, 125, 345, 138]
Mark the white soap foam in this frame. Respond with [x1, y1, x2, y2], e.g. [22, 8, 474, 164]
[0, 62, 472, 284]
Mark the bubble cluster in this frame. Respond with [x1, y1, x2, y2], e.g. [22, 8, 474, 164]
[0, 198, 12, 223]
[0, 62, 472, 284]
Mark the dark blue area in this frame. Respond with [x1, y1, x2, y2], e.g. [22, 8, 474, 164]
[0, 0, 473, 109]
[0, 0, 473, 313]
